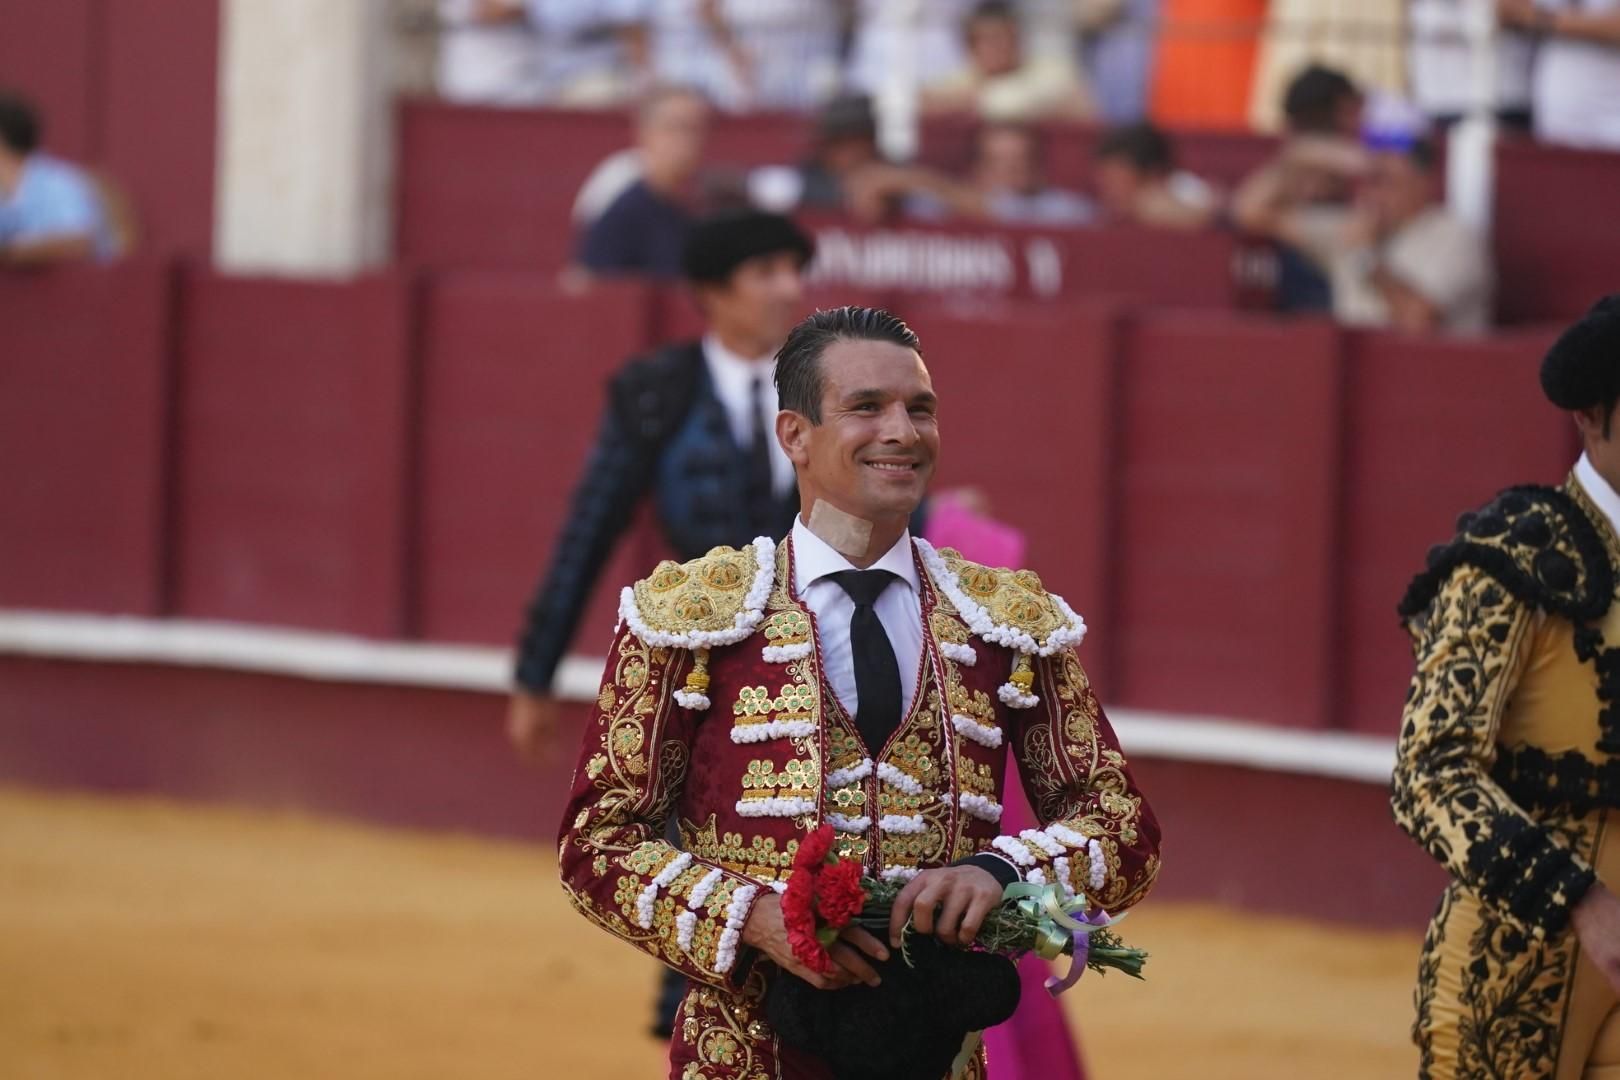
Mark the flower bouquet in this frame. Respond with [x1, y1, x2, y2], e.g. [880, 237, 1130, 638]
[762, 825, 1147, 1080]
[782, 824, 1147, 987]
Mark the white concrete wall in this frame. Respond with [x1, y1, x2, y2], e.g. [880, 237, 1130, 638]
[214, 0, 395, 275]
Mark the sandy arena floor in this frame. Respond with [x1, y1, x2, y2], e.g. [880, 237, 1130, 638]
[1, 787, 1423, 1078]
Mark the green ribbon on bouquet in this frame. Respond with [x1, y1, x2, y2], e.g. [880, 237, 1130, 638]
[1001, 881, 1126, 995]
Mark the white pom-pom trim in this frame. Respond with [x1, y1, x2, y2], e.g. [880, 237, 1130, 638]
[876, 762, 924, 795]
[991, 835, 1037, 868]
[688, 868, 724, 910]
[958, 792, 1003, 823]
[762, 642, 813, 662]
[715, 884, 759, 974]
[879, 813, 927, 835]
[880, 866, 921, 883]
[1045, 823, 1090, 849]
[674, 690, 711, 711]
[827, 813, 872, 834]
[636, 851, 695, 928]
[729, 719, 817, 743]
[1019, 828, 1065, 858]
[939, 641, 977, 666]
[914, 537, 1086, 656]
[734, 796, 817, 818]
[1089, 842, 1107, 890]
[1026, 867, 1048, 886]
[998, 683, 1039, 709]
[825, 759, 874, 789]
[952, 713, 1004, 748]
[769, 880, 788, 894]
[619, 537, 776, 650]
[1053, 856, 1078, 900]
[676, 909, 698, 952]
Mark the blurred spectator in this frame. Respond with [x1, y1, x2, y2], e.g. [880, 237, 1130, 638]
[436, 1, 642, 107]
[923, 1, 1097, 121]
[1408, 0, 1534, 128]
[1073, 0, 1159, 122]
[575, 86, 710, 278]
[1234, 138, 1491, 333]
[1248, 0, 1404, 132]
[847, 123, 1096, 225]
[637, 0, 844, 112]
[1092, 122, 1219, 229]
[436, 0, 544, 104]
[1499, 0, 1620, 150]
[748, 94, 883, 213]
[1232, 64, 1364, 313]
[0, 90, 115, 268]
[847, 0, 975, 97]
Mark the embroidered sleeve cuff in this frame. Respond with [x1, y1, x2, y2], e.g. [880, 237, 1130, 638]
[960, 852, 1022, 889]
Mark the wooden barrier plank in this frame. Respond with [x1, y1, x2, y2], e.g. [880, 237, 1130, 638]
[172, 270, 415, 637]
[1338, 326, 1570, 734]
[1494, 140, 1620, 324]
[100, 0, 219, 259]
[413, 273, 656, 648]
[1113, 311, 1343, 727]
[0, 263, 176, 614]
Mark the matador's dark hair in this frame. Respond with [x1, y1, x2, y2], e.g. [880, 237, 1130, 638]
[774, 306, 922, 424]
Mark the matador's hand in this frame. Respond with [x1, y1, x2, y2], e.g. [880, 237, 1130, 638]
[505, 691, 557, 765]
[1574, 883, 1620, 995]
[887, 865, 1003, 949]
[743, 892, 889, 990]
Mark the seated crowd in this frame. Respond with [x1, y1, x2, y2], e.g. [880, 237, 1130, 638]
[570, 62, 1490, 336]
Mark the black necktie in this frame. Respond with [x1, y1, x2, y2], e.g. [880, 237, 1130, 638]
[828, 569, 903, 751]
[745, 376, 774, 531]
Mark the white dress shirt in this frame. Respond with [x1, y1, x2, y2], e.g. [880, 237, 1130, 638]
[702, 335, 795, 497]
[1577, 453, 1620, 538]
[791, 518, 925, 724]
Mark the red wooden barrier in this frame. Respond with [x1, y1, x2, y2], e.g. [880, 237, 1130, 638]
[1112, 311, 1343, 726]
[1337, 326, 1571, 734]
[804, 220, 1237, 308]
[413, 273, 657, 648]
[0, 262, 176, 614]
[1494, 139, 1620, 325]
[100, 0, 219, 261]
[172, 270, 416, 637]
[0, 0, 99, 161]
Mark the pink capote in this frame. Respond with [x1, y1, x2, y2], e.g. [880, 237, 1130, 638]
[923, 494, 1088, 1080]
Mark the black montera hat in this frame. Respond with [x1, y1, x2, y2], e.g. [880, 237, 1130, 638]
[681, 210, 814, 285]
[1542, 295, 1620, 410]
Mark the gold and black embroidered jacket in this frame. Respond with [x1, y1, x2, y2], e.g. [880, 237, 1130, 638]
[1393, 481, 1615, 938]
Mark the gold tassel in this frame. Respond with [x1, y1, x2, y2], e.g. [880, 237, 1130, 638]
[683, 646, 711, 696]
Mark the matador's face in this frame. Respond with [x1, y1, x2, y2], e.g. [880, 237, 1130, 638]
[794, 338, 939, 525]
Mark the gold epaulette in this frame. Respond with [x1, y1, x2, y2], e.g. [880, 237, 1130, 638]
[915, 538, 1087, 709]
[618, 537, 777, 651]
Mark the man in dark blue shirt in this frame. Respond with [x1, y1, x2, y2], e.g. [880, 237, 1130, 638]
[576, 85, 709, 278]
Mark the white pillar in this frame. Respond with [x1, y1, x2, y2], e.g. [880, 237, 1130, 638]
[214, 0, 395, 275]
[1445, 0, 1498, 237]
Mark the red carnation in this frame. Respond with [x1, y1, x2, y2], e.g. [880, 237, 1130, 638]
[814, 858, 866, 929]
[781, 860, 834, 973]
[793, 824, 835, 872]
